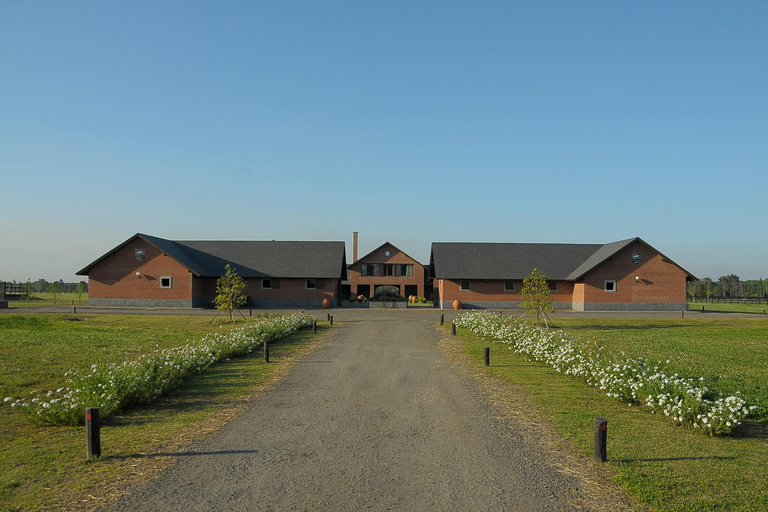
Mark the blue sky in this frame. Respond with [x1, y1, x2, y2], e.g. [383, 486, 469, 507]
[1, 1, 767, 283]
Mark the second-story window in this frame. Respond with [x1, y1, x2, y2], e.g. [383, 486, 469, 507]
[396, 264, 414, 277]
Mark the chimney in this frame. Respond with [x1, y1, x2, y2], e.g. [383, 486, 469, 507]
[353, 232, 359, 263]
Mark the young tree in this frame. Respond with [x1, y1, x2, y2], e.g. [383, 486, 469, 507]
[75, 282, 86, 304]
[23, 279, 35, 304]
[520, 268, 554, 327]
[47, 281, 61, 305]
[213, 264, 247, 324]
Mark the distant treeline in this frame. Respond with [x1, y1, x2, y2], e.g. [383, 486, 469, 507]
[687, 275, 768, 298]
[3, 279, 88, 297]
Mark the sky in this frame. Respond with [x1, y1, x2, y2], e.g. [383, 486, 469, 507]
[1, 1, 767, 283]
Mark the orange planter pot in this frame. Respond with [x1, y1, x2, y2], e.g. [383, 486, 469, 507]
[322, 299, 331, 309]
[453, 299, 462, 310]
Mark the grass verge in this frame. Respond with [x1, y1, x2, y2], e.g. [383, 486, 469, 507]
[6, 292, 88, 308]
[449, 317, 768, 511]
[686, 302, 768, 315]
[0, 313, 329, 510]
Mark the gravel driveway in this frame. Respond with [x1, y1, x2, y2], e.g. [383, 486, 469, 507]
[107, 310, 632, 511]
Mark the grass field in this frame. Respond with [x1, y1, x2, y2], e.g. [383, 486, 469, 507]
[687, 301, 768, 315]
[0, 313, 326, 510]
[6, 292, 88, 308]
[4, 312, 767, 510]
[454, 316, 768, 511]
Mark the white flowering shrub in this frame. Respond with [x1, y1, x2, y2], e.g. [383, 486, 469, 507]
[454, 311, 758, 435]
[6, 313, 314, 426]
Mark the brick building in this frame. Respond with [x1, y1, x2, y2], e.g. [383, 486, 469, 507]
[429, 237, 695, 311]
[344, 236, 431, 300]
[77, 233, 347, 308]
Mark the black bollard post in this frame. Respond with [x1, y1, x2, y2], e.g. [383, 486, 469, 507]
[594, 418, 607, 463]
[73, 306, 77, 314]
[250, 308, 253, 317]
[484, 347, 490, 367]
[264, 341, 269, 363]
[327, 313, 331, 321]
[86, 407, 101, 460]
[440, 314, 444, 325]
[313, 321, 317, 334]
[452, 323, 457, 336]
[330, 315, 333, 326]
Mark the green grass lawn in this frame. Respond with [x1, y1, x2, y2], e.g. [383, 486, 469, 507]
[453, 316, 768, 511]
[0, 313, 327, 510]
[6, 292, 88, 308]
[557, 317, 768, 419]
[687, 301, 768, 315]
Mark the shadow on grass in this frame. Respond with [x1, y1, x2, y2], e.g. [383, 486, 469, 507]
[557, 322, 696, 331]
[104, 326, 326, 428]
[615, 456, 735, 463]
[733, 419, 768, 441]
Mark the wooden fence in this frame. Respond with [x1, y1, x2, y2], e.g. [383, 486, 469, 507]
[0, 282, 26, 298]
[689, 296, 768, 305]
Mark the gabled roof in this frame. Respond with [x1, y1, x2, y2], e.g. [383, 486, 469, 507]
[351, 241, 423, 267]
[429, 238, 697, 281]
[430, 242, 602, 280]
[566, 237, 696, 281]
[77, 233, 347, 279]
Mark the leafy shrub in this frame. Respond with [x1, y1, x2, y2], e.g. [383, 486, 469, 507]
[454, 311, 758, 435]
[371, 286, 407, 302]
[6, 313, 314, 426]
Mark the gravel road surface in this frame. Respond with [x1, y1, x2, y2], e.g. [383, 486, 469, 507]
[107, 310, 631, 511]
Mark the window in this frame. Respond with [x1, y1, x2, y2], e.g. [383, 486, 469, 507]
[547, 281, 558, 291]
[504, 280, 515, 292]
[632, 253, 641, 265]
[306, 279, 317, 290]
[160, 276, 172, 288]
[460, 280, 471, 291]
[262, 279, 272, 289]
[604, 280, 616, 292]
[395, 264, 414, 277]
[361, 264, 379, 277]
[381, 264, 394, 276]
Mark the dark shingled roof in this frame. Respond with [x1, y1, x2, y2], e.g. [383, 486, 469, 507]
[565, 238, 637, 280]
[429, 242, 603, 280]
[77, 234, 347, 279]
[429, 237, 696, 281]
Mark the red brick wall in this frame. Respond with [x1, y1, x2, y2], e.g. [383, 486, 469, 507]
[435, 241, 687, 310]
[198, 277, 338, 304]
[573, 282, 585, 304]
[349, 244, 425, 297]
[88, 239, 193, 300]
[580, 241, 687, 304]
[437, 279, 574, 304]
